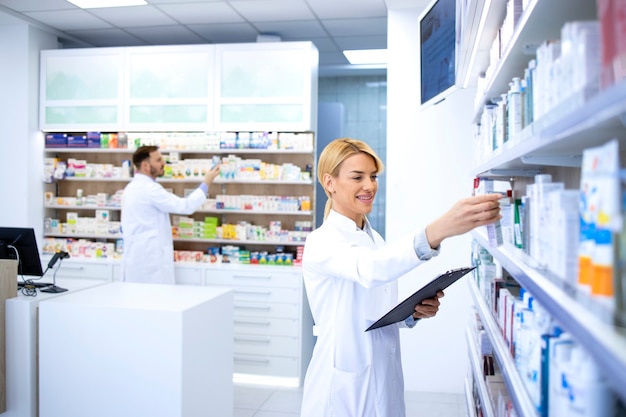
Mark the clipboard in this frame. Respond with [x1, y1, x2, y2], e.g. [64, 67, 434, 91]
[365, 266, 476, 331]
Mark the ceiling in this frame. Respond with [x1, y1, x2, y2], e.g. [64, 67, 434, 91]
[0, 0, 392, 75]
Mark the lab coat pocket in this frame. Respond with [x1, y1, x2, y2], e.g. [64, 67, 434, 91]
[329, 365, 373, 416]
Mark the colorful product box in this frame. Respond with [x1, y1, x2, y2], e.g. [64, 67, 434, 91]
[67, 135, 87, 147]
[87, 132, 101, 148]
[45, 133, 68, 148]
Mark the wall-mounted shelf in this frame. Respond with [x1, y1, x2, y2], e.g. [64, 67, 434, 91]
[471, 0, 597, 122]
[471, 230, 626, 406]
[473, 79, 626, 176]
[465, 326, 496, 417]
[467, 277, 539, 417]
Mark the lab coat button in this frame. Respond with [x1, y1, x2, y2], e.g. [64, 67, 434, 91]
[385, 286, 390, 294]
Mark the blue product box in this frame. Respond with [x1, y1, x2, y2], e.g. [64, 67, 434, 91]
[45, 133, 68, 148]
[87, 132, 101, 148]
[67, 135, 87, 147]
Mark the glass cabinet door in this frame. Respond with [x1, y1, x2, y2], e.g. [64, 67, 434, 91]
[41, 48, 124, 132]
[125, 45, 214, 132]
[215, 42, 318, 132]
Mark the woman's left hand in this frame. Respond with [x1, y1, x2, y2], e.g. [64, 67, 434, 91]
[412, 290, 444, 319]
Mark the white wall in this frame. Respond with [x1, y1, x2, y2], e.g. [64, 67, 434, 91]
[387, 4, 478, 393]
[0, 20, 57, 243]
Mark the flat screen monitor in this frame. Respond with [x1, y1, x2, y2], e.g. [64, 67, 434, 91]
[419, 0, 459, 107]
[0, 227, 44, 277]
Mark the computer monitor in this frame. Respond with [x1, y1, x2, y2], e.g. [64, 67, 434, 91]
[0, 227, 44, 277]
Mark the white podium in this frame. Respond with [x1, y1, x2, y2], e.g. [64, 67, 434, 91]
[5, 277, 108, 417]
[38, 282, 233, 417]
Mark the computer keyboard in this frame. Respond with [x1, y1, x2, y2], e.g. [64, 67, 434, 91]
[18, 281, 53, 289]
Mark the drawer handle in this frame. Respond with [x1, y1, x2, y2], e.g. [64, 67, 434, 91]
[234, 305, 271, 311]
[59, 265, 85, 270]
[233, 275, 271, 280]
[234, 290, 271, 296]
[234, 357, 271, 365]
[234, 320, 271, 326]
[234, 337, 271, 344]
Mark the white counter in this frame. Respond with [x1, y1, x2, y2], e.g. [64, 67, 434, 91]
[38, 282, 233, 417]
[4, 278, 108, 417]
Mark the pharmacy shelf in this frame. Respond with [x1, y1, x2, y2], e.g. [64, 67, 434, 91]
[197, 209, 312, 216]
[55, 177, 130, 182]
[465, 326, 496, 417]
[45, 148, 134, 154]
[464, 375, 478, 417]
[44, 205, 311, 216]
[57, 177, 313, 185]
[472, 0, 597, 122]
[472, 79, 626, 176]
[173, 237, 305, 246]
[45, 204, 121, 211]
[45, 148, 313, 155]
[456, 0, 506, 89]
[471, 230, 626, 405]
[44, 233, 122, 239]
[212, 179, 313, 185]
[43, 234, 306, 247]
[467, 276, 538, 417]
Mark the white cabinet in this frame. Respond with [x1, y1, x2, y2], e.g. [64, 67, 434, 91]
[40, 48, 125, 132]
[39, 42, 318, 132]
[125, 45, 215, 131]
[214, 42, 318, 132]
[462, 0, 626, 415]
[41, 255, 116, 282]
[205, 265, 314, 384]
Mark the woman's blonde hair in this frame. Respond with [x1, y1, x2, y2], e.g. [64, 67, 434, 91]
[317, 138, 384, 220]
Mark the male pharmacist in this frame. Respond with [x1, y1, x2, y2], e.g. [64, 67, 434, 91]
[121, 145, 220, 284]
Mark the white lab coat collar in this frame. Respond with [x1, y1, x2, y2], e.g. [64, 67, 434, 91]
[326, 209, 374, 236]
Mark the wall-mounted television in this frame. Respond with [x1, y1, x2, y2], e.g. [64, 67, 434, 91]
[419, 0, 460, 107]
[0, 227, 44, 277]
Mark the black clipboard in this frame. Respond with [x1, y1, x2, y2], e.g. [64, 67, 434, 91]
[365, 266, 476, 331]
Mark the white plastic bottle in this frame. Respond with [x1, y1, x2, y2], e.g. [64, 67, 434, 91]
[507, 77, 523, 143]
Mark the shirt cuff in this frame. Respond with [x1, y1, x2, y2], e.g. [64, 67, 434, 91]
[404, 315, 420, 328]
[199, 182, 209, 196]
[413, 228, 440, 260]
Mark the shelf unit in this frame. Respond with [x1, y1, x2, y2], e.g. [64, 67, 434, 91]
[465, 326, 496, 417]
[470, 0, 597, 123]
[468, 275, 539, 417]
[43, 140, 316, 256]
[471, 231, 626, 406]
[462, 0, 626, 414]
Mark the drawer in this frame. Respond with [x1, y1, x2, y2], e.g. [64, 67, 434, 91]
[234, 354, 299, 378]
[175, 266, 204, 286]
[232, 286, 300, 304]
[52, 261, 113, 281]
[206, 269, 302, 289]
[234, 335, 299, 357]
[234, 317, 300, 337]
[234, 300, 299, 319]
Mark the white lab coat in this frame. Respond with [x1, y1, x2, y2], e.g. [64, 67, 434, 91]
[301, 210, 438, 417]
[120, 173, 207, 284]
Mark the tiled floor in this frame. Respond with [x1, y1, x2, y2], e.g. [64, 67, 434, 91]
[234, 384, 468, 417]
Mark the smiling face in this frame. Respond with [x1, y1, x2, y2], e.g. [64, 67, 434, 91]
[324, 152, 378, 228]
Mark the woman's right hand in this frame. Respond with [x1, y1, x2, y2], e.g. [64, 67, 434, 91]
[425, 194, 502, 249]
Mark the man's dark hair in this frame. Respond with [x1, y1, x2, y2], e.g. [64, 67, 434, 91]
[132, 145, 159, 168]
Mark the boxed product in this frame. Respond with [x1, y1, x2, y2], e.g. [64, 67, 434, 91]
[45, 133, 68, 148]
[87, 132, 101, 148]
[67, 135, 87, 147]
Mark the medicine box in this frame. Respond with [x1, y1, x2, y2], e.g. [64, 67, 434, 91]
[67, 135, 87, 147]
[45, 133, 68, 148]
[87, 132, 101, 148]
